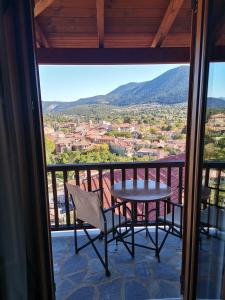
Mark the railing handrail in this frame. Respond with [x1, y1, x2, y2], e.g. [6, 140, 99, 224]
[47, 160, 185, 171]
[203, 161, 225, 169]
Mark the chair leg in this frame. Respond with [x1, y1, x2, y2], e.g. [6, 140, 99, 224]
[104, 233, 110, 276]
[131, 202, 135, 257]
[98, 231, 103, 240]
[84, 228, 111, 276]
[155, 202, 160, 262]
[145, 203, 148, 237]
[74, 219, 78, 254]
[116, 229, 133, 257]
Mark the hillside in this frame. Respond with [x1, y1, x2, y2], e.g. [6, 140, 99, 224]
[42, 66, 225, 114]
[42, 66, 189, 113]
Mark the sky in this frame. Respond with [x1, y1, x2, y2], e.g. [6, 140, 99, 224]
[208, 63, 225, 99]
[39, 63, 225, 102]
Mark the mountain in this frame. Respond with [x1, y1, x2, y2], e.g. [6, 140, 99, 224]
[42, 66, 225, 113]
[43, 66, 190, 113]
[207, 97, 225, 108]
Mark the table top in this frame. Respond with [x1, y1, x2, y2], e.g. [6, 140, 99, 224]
[111, 180, 171, 202]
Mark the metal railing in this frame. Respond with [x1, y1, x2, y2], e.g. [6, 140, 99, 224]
[203, 161, 225, 207]
[47, 160, 185, 230]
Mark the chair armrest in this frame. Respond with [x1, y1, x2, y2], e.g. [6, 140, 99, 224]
[103, 201, 125, 214]
[92, 188, 103, 193]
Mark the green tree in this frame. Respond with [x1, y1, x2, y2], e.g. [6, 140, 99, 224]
[45, 136, 55, 164]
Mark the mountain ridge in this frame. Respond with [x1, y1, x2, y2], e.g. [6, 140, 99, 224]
[42, 66, 225, 113]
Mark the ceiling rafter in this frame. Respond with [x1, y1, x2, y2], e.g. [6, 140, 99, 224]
[35, 20, 50, 48]
[151, 0, 184, 48]
[214, 10, 225, 44]
[34, 0, 56, 17]
[96, 0, 104, 48]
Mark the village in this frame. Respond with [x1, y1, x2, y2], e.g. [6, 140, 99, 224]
[44, 117, 186, 161]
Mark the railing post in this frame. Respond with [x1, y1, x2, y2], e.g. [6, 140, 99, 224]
[178, 166, 183, 205]
[167, 166, 172, 213]
[63, 170, 70, 227]
[51, 171, 59, 228]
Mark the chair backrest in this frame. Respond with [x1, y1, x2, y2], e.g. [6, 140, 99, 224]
[66, 183, 104, 230]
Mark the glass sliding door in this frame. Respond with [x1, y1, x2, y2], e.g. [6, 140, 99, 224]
[184, 0, 225, 299]
[197, 64, 225, 298]
[196, 30, 225, 300]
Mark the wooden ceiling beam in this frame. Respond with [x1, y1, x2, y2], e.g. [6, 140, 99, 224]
[37, 47, 190, 64]
[35, 21, 50, 48]
[151, 0, 184, 48]
[34, 0, 56, 17]
[214, 13, 225, 44]
[96, 0, 104, 48]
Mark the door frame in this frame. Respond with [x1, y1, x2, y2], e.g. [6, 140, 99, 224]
[0, 0, 55, 298]
[183, 0, 212, 298]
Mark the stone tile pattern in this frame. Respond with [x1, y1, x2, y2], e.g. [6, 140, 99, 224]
[52, 231, 182, 300]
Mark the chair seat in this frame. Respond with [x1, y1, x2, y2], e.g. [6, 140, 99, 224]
[158, 206, 182, 228]
[102, 210, 126, 232]
[201, 206, 225, 231]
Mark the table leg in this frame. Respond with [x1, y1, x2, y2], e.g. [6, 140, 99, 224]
[156, 201, 160, 262]
[131, 201, 135, 257]
[145, 202, 148, 237]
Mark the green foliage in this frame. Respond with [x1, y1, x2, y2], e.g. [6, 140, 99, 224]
[162, 125, 172, 131]
[45, 136, 55, 164]
[106, 130, 132, 138]
[171, 133, 185, 140]
[149, 128, 157, 134]
[204, 143, 225, 161]
[54, 144, 132, 164]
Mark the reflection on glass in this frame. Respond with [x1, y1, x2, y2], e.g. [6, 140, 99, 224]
[196, 2, 225, 296]
[197, 61, 225, 298]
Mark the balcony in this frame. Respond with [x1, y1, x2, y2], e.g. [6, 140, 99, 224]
[47, 159, 225, 300]
[52, 230, 182, 299]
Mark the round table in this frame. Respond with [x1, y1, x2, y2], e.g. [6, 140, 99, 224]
[111, 180, 171, 202]
[111, 180, 172, 259]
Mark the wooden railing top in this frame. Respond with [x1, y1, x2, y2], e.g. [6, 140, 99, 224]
[47, 160, 225, 172]
[47, 160, 185, 171]
[203, 161, 225, 168]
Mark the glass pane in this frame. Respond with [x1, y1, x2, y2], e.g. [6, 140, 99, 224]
[196, 1, 225, 298]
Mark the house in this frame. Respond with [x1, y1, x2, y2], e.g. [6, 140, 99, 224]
[136, 148, 169, 159]
[44, 126, 55, 135]
[71, 141, 90, 151]
[113, 123, 135, 133]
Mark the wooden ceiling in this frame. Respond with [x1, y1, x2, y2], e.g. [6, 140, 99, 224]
[34, 0, 225, 64]
[34, 0, 192, 48]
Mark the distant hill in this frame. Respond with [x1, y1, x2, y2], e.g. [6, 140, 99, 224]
[207, 97, 225, 108]
[42, 66, 225, 113]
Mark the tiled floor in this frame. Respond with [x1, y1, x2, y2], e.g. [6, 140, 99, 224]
[52, 228, 182, 300]
[196, 232, 225, 299]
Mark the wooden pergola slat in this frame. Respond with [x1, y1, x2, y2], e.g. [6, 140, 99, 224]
[34, 0, 56, 17]
[96, 0, 104, 48]
[151, 0, 185, 48]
